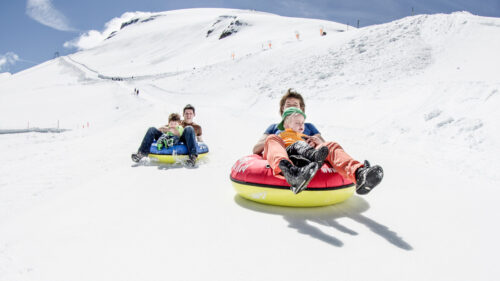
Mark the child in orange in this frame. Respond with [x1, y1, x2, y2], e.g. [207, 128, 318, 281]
[276, 107, 329, 193]
[278, 107, 330, 163]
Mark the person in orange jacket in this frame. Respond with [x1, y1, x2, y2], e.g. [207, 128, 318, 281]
[275, 106, 329, 193]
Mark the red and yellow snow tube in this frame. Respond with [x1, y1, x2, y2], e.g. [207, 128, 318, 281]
[230, 154, 355, 207]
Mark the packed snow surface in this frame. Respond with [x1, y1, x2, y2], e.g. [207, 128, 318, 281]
[1, 8, 499, 281]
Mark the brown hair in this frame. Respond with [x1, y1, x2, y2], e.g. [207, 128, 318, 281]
[279, 88, 305, 115]
[168, 113, 181, 122]
[183, 104, 195, 114]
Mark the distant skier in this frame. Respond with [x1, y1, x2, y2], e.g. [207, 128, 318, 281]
[252, 89, 383, 194]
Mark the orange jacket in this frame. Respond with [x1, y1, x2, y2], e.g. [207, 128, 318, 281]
[278, 128, 307, 148]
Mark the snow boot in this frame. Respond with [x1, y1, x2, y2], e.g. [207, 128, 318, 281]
[355, 160, 384, 195]
[131, 152, 147, 163]
[157, 139, 166, 150]
[279, 159, 319, 194]
[185, 154, 197, 167]
[289, 154, 311, 167]
[287, 141, 329, 166]
[157, 135, 173, 150]
[311, 146, 329, 166]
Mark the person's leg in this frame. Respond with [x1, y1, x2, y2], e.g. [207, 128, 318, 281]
[287, 141, 328, 165]
[320, 142, 363, 183]
[264, 135, 319, 193]
[138, 127, 163, 154]
[180, 126, 198, 156]
[263, 135, 290, 175]
[286, 144, 311, 167]
[170, 135, 181, 147]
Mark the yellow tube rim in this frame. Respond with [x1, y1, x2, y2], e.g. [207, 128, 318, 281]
[231, 180, 355, 207]
[148, 152, 209, 164]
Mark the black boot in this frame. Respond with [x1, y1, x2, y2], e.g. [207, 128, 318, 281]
[311, 146, 329, 166]
[131, 152, 147, 162]
[186, 154, 197, 167]
[279, 159, 319, 194]
[289, 154, 311, 167]
[287, 141, 329, 166]
[355, 160, 384, 195]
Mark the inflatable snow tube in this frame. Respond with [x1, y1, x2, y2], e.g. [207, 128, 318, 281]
[230, 154, 355, 207]
[148, 142, 209, 164]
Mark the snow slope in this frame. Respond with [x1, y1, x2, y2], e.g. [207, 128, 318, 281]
[1, 8, 499, 281]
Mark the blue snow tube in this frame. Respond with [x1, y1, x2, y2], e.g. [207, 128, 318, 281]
[148, 142, 209, 163]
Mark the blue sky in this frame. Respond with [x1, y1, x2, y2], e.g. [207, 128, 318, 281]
[1, 0, 499, 74]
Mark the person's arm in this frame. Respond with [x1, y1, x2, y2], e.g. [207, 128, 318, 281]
[314, 133, 325, 142]
[196, 125, 203, 142]
[158, 124, 169, 133]
[169, 126, 182, 136]
[305, 134, 325, 147]
[252, 134, 269, 155]
[304, 123, 325, 147]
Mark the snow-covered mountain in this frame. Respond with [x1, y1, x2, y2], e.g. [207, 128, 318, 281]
[1, 8, 499, 281]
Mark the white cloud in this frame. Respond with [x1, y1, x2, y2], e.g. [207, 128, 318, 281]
[26, 0, 75, 31]
[0, 52, 20, 71]
[64, 30, 106, 50]
[64, 12, 149, 50]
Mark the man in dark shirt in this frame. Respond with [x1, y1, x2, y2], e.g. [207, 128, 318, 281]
[132, 104, 202, 166]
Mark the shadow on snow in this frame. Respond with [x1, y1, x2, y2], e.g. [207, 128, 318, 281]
[234, 195, 413, 250]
